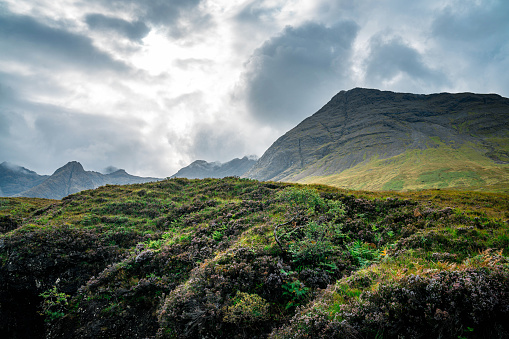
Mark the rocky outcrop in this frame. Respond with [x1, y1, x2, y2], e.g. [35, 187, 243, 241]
[245, 88, 509, 186]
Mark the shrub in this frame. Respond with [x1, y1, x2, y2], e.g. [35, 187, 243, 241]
[276, 187, 325, 214]
[223, 291, 271, 324]
[272, 267, 509, 338]
[39, 286, 70, 323]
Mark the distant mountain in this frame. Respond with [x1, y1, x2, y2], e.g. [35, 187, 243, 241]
[15, 161, 160, 199]
[171, 156, 257, 179]
[244, 88, 509, 192]
[0, 162, 48, 197]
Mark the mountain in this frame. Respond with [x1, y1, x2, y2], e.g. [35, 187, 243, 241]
[0, 162, 48, 197]
[171, 156, 257, 179]
[245, 88, 509, 192]
[17, 161, 160, 199]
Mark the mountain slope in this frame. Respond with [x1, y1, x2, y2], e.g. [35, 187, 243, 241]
[245, 88, 509, 191]
[0, 162, 48, 197]
[17, 161, 160, 199]
[171, 156, 257, 179]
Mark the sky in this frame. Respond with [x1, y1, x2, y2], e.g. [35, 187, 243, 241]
[1, 0, 508, 177]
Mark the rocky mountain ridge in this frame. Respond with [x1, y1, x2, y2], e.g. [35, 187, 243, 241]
[4, 161, 160, 199]
[171, 156, 257, 179]
[244, 88, 509, 191]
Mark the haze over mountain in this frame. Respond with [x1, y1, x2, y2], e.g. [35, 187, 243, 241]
[5, 161, 160, 199]
[245, 88, 509, 192]
[0, 162, 48, 197]
[171, 156, 257, 179]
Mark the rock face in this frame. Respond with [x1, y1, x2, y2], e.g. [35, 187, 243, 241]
[0, 162, 48, 197]
[171, 156, 257, 179]
[244, 88, 509, 191]
[16, 161, 160, 199]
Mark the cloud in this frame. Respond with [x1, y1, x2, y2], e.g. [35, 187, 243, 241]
[240, 20, 359, 127]
[173, 58, 214, 70]
[85, 13, 150, 41]
[187, 122, 250, 162]
[432, 1, 509, 44]
[0, 93, 160, 175]
[364, 35, 448, 90]
[0, 11, 129, 72]
[234, 1, 281, 26]
[103, 166, 120, 174]
[92, 0, 212, 40]
[429, 0, 509, 94]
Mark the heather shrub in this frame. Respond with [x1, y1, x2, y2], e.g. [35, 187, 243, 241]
[222, 291, 271, 325]
[156, 247, 285, 338]
[272, 267, 509, 339]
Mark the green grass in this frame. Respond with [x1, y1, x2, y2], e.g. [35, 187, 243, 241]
[301, 139, 509, 193]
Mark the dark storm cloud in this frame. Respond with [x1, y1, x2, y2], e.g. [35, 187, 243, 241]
[85, 13, 150, 41]
[0, 11, 129, 72]
[93, 0, 212, 39]
[242, 21, 359, 126]
[364, 36, 447, 86]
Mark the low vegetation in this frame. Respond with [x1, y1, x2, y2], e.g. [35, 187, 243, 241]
[1, 177, 508, 338]
[301, 141, 509, 193]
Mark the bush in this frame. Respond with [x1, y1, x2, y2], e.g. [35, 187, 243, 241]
[39, 286, 69, 323]
[223, 291, 271, 324]
[276, 187, 325, 213]
[273, 267, 509, 338]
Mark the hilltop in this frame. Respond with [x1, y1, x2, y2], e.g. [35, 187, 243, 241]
[1, 177, 508, 338]
[245, 88, 509, 192]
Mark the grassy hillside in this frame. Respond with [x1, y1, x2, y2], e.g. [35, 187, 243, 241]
[1, 178, 508, 338]
[299, 137, 509, 193]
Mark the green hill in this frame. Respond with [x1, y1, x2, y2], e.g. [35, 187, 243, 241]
[245, 88, 509, 193]
[1, 178, 508, 338]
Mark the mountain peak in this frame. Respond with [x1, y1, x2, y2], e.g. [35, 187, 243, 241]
[11, 161, 159, 199]
[244, 89, 509, 191]
[54, 161, 85, 174]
